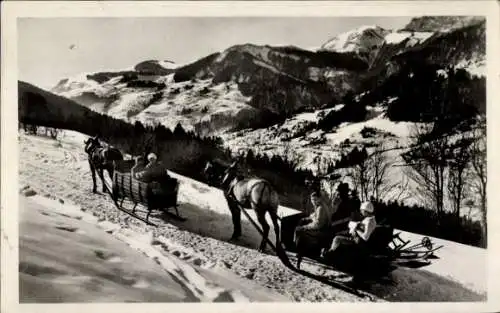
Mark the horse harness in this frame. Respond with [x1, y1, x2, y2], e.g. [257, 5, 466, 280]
[226, 178, 271, 210]
[86, 141, 113, 169]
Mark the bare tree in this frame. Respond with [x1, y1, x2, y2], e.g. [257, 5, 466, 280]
[366, 145, 397, 202]
[394, 175, 411, 203]
[403, 122, 450, 223]
[469, 117, 487, 246]
[349, 144, 396, 202]
[282, 142, 304, 170]
[351, 155, 370, 202]
[446, 133, 473, 224]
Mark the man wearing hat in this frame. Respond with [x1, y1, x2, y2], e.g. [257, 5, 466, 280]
[321, 201, 377, 258]
[136, 152, 169, 183]
[294, 191, 335, 245]
[329, 182, 360, 232]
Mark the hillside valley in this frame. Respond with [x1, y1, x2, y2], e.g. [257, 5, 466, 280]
[25, 16, 487, 221]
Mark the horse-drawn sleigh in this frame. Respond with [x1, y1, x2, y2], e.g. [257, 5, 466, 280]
[281, 210, 443, 278]
[83, 136, 443, 290]
[204, 159, 443, 275]
[111, 160, 184, 226]
[84, 136, 184, 226]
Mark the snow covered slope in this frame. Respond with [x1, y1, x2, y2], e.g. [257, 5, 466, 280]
[19, 194, 289, 302]
[18, 130, 486, 302]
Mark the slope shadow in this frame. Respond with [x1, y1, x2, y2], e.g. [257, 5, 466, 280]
[118, 188, 486, 302]
[149, 202, 278, 253]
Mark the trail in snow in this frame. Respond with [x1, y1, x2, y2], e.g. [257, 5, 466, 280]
[18, 130, 486, 302]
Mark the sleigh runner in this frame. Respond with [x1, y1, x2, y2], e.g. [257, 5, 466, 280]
[111, 160, 185, 225]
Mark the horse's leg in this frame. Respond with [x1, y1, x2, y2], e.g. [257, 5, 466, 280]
[106, 166, 114, 184]
[269, 209, 282, 253]
[296, 254, 303, 270]
[295, 232, 303, 269]
[228, 200, 242, 240]
[89, 160, 97, 193]
[97, 168, 107, 193]
[255, 208, 270, 253]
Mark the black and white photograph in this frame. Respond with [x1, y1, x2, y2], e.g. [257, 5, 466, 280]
[2, 0, 499, 309]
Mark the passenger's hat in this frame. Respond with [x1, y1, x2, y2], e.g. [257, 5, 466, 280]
[337, 182, 349, 192]
[147, 153, 157, 161]
[360, 201, 375, 213]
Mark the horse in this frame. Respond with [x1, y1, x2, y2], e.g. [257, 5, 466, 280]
[203, 160, 227, 187]
[84, 136, 123, 194]
[205, 160, 281, 253]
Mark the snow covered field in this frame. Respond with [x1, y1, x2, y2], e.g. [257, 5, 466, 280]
[19, 194, 289, 302]
[17, 130, 487, 302]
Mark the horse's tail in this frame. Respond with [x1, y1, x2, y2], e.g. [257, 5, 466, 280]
[267, 184, 280, 214]
[253, 180, 279, 214]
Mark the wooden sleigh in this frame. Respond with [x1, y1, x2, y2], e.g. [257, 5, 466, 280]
[111, 160, 185, 226]
[280, 212, 443, 278]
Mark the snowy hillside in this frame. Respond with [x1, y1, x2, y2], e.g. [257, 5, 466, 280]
[221, 106, 420, 203]
[52, 73, 257, 133]
[222, 106, 408, 158]
[20, 194, 287, 302]
[18, 129, 486, 302]
[36, 15, 486, 224]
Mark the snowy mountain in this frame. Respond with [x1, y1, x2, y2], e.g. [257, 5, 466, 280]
[318, 25, 391, 65]
[40, 16, 486, 214]
[44, 16, 485, 179]
[50, 17, 484, 136]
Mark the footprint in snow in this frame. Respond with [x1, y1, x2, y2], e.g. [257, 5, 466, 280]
[55, 225, 79, 233]
[56, 212, 83, 220]
[106, 256, 123, 263]
[94, 249, 121, 262]
[213, 291, 237, 302]
[132, 279, 150, 289]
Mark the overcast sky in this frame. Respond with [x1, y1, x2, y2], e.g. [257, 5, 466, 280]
[18, 17, 412, 90]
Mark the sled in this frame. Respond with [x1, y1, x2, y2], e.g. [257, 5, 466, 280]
[111, 160, 185, 226]
[283, 212, 443, 277]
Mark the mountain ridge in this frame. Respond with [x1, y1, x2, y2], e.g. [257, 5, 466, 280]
[49, 17, 485, 136]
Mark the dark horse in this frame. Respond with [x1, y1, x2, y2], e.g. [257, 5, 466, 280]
[204, 160, 281, 253]
[84, 136, 123, 193]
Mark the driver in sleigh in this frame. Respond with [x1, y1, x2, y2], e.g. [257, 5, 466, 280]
[134, 153, 175, 192]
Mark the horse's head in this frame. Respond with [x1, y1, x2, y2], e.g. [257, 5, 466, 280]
[203, 161, 215, 184]
[84, 136, 102, 155]
[204, 161, 213, 174]
[204, 160, 227, 187]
